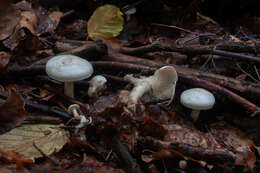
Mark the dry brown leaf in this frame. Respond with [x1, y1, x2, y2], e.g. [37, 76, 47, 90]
[36, 11, 63, 36]
[0, 0, 20, 40]
[0, 124, 69, 162]
[209, 122, 256, 170]
[88, 5, 124, 40]
[194, 12, 220, 30]
[19, 11, 37, 34]
[0, 52, 11, 73]
[0, 87, 27, 134]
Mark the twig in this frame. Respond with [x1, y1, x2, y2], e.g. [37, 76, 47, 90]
[254, 65, 260, 81]
[236, 63, 259, 82]
[33, 142, 60, 165]
[151, 23, 194, 34]
[32, 40, 107, 66]
[0, 91, 71, 120]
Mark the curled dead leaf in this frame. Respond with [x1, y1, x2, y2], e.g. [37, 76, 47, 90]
[35, 11, 63, 36]
[0, 52, 11, 73]
[19, 11, 37, 34]
[0, 87, 27, 134]
[0, 0, 20, 40]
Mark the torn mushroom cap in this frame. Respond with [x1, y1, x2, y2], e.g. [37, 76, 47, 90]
[88, 75, 107, 97]
[124, 65, 178, 107]
[46, 54, 93, 97]
[148, 66, 178, 101]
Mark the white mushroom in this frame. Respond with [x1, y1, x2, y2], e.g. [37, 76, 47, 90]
[88, 75, 107, 97]
[180, 88, 215, 121]
[124, 66, 178, 107]
[179, 160, 187, 169]
[46, 54, 93, 98]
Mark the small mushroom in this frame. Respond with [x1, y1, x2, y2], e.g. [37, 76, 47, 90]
[88, 75, 107, 97]
[46, 54, 93, 98]
[179, 160, 187, 169]
[180, 88, 215, 121]
[67, 104, 92, 132]
[68, 104, 81, 119]
[124, 66, 178, 107]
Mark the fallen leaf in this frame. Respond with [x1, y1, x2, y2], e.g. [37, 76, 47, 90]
[88, 4, 124, 40]
[0, 148, 33, 164]
[19, 11, 37, 34]
[0, 52, 11, 73]
[62, 155, 125, 173]
[0, 0, 20, 40]
[194, 12, 220, 31]
[0, 87, 27, 134]
[2, 27, 26, 50]
[35, 11, 63, 36]
[0, 124, 69, 162]
[209, 122, 256, 170]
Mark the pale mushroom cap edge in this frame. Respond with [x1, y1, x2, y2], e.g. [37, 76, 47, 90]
[180, 88, 215, 110]
[46, 55, 93, 82]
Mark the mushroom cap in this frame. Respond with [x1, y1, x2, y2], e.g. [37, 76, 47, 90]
[88, 75, 107, 97]
[46, 55, 93, 82]
[180, 88, 215, 110]
[153, 66, 178, 84]
[89, 75, 107, 87]
[68, 104, 80, 114]
[149, 66, 178, 100]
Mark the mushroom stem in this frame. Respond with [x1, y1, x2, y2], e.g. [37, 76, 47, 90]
[125, 74, 151, 107]
[64, 82, 74, 98]
[128, 83, 150, 106]
[191, 110, 200, 121]
[72, 109, 80, 119]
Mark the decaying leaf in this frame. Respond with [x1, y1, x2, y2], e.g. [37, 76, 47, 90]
[0, 148, 33, 164]
[88, 4, 124, 40]
[60, 155, 125, 173]
[19, 11, 37, 35]
[36, 11, 63, 36]
[209, 122, 256, 170]
[0, 0, 20, 40]
[0, 124, 69, 162]
[0, 87, 27, 134]
[0, 52, 11, 73]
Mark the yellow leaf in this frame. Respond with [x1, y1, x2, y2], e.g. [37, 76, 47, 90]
[0, 124, 69, 162]
[88, 4, 124, 40]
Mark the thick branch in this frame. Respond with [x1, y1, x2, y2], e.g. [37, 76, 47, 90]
[139, 136, 234, 164]
[117, 43, 260, 63]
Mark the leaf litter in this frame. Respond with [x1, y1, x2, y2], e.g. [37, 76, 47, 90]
[1, 0, 260, 173]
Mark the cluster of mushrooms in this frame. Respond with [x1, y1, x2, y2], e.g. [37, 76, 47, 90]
[45, 54, 215, 125]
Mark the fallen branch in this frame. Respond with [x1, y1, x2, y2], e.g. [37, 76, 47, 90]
[117, 42, 260, 63]
[32, 40, 107, 66]
[139, 136, 234, 164]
